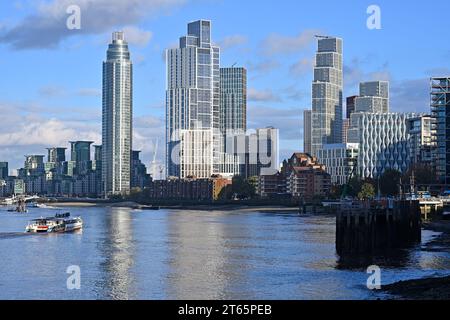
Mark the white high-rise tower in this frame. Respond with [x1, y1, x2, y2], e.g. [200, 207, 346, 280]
[166, 20, 220, 179]
[102, 32, 133, 196]
[311, 36, 343, 157]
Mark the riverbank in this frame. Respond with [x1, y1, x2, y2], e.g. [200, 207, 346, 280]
[47, 201, 307, 214]
[382, 275, 450, 300]
[382, 219, 450, 300]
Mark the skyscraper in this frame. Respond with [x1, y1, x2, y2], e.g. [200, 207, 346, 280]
[311, 36, 343, 157]
[431, 77, 450, 185]
[0, 162, 8, 180]
[303, 110, 312, 154]
[355, 81, 389, 113]
[70, 141, 93, 175]
[346, 96, 357, 119]
[220, 67, 247, 135]
[102, 32, 133, 196]
[47, 147, 66, 163]
[166, 20, 220, 179]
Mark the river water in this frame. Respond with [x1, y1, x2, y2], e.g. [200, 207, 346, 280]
[0, 206, 449, 300]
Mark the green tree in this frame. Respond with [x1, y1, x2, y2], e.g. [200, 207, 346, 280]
[379, 169, 402, 196]
[358, 183, 375, 200]
[231, 175, 256, 200]
[404, 164, 437, 186]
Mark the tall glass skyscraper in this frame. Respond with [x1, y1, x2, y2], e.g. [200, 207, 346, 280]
[102, 32, 133, 196]
[220, 67, 247, 135]
[166, 20, 220, 178]
[311, 36, 343, 157]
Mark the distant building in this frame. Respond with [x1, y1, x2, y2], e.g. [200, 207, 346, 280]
[408, 115, 436, 166]
[281, 153, 331, 201]
[355, 81, 389, 113]
[148, 176, 231, 201]
[70, 141, 93, 175]
[311, 36, 343, 156]
[47, 147, 66, 163]
[179, 129, 214, 179]
[220, 67, 247, 135]
[14, 179, 25, 195]
[346, 96, 357, 119]
[342, 118, 350, 144]
[258, 153, 331, 201]
[0, 162, 8, 180]
[303, 110, 312, 154]
[166, 20, 220, 178]
[131, 151, 151, 190]
[22, 155, 45, 176]
[256, 173, 286, 198]
[316, 143, 359, 185]
[102, 31, 133, 196]
[225, 127, 279, 178]
[431, 77, 450, 185]
[348, 112, 419, 178]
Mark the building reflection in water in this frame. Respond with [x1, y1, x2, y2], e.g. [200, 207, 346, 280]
[96, 208, 136, 300]
[164, 211, 251, 300]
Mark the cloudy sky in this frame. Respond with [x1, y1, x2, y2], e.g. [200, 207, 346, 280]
[0, 0, 449, 174]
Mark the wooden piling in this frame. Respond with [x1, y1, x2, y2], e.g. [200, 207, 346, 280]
[336, 200, 422, 256]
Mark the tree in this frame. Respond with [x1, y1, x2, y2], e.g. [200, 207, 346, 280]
[231, 175, 256, 200]
[404, 164, 437, 187]
[379, 169, 402, 196]
[358, 183, 375, 200]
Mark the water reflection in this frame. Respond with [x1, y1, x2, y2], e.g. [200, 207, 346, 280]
[96, 208, 136, 299]
[1, 208, 450, 300]
[165, 211, 231, 299]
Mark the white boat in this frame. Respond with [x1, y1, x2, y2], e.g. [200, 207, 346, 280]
[25, 213, 83, 233]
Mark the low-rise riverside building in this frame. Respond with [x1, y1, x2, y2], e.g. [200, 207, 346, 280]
[257, 153, 331, 201]
[148, 176, 232, 202]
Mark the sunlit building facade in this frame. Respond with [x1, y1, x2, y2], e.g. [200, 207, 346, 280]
[166, 20, 220, 179]
[102, 32, 133, 196]
[311, 36, 343, 156]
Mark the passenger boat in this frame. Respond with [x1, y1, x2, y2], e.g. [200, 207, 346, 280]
[25, 213, 83, 233]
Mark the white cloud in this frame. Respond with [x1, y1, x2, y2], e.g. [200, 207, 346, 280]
[248, 88, 281, 102]
[122, 26, 153, 47]
[76, 88, 101, 97]
[0, 0, 188, 49]
[289, 58, 313, 77]
[261, 29, 320, 56]
[217, 34, 248, 50]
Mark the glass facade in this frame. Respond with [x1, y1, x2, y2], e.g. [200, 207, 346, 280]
[311, 37, 343, 157]
[102, 32, 133, 196]
[220, 67, 247, 138]
[166, 20, 220, 178]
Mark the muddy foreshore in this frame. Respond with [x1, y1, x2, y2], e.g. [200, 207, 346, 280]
[382, 219, 450, 300]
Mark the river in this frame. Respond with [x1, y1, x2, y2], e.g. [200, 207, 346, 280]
[0, 206, 449, 300]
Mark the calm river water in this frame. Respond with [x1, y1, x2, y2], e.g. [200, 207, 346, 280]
[0, 206, 449, 300]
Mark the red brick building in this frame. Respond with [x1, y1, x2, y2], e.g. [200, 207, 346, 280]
[258, 153, 331, 201]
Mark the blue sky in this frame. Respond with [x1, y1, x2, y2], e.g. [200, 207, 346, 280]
[0, 0, 449, 174]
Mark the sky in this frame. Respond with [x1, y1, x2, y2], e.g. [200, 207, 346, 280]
[0, 0, 449, 175]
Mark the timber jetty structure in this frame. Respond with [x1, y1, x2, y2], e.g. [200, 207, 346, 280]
[336, 200, 422, 255]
